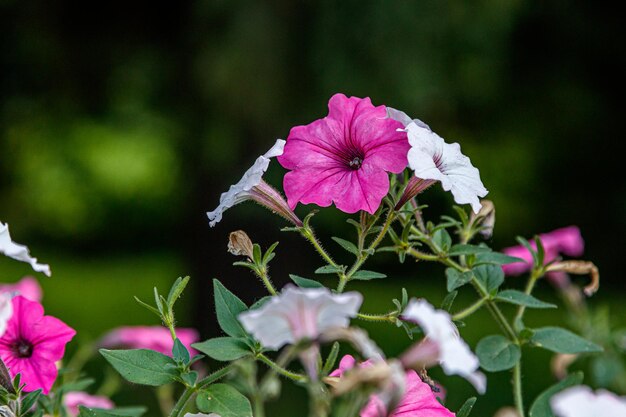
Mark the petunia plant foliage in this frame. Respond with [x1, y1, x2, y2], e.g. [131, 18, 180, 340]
[1, 94, 622, 417]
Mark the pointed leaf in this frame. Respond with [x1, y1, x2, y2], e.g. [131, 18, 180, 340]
[196, 384, 253, 417]
[289, 274, 324, 288]
[529, 372, 584, 417]
[449, 244, 491, 256]
[496, 290, 556, 309]
[192, 337, 252, 362]
[331, 237, 359, 256]
[213, 279, 248, 338]
[530, 327, 603, 354]
[99, 349, 177, 386]
[351, 270, 387, 280]
[474, 252, 524, 265]
[456, 397, 477, 417]
[473, 264, 504, 294]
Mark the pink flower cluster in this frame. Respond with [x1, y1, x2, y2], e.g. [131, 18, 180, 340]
[502, 226, 584, 286]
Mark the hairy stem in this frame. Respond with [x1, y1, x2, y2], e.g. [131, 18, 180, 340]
[513, 361, 525, 417]
[452, 297, 487, 321]
[356, 311, 397, 323]
[257, 353, 306, 382]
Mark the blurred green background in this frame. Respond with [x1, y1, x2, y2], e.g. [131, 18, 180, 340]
[1, 0, 625, 415]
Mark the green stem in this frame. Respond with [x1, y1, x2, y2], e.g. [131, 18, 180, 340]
[253, 394, 265, 417]
[338, 210, 396, 292]
[356, 311, 397, 323]
[168, 387, 194, 417]
[513, 361, 525, 417]
[452, 297, 487, 321]
[256, 267, 277, 296]
[196, 364, 234, 389]
[514, 269, 542, 324]
[257, 353, 306, 382]
[301, 227, 341, 270]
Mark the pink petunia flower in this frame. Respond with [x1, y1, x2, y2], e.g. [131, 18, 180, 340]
[0, 296, 76, 394]
[0, 222, 51, 277]
[278, 94, 410, 214]
[330, 355, 455, 417]
[0, 276, 43, 302]
[64, 392, 114, 416]
[502, 226, 584, 286]
[99, 326, 199, 357]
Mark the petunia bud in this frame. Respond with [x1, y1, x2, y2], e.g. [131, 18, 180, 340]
[545, 260, 599, 296]
[470, 199, 495, 238]
[394, 177, 437, 211]
[228, 230, 254, 259]
[494, 407, 520, 417]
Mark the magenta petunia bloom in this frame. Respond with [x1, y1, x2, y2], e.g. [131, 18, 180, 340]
[99, 326, 199, 357]
[502, 226, 584, 286]
[0, 296, 76, 394]
[0, 276, 43, 302]
[278, 94, 409, 214]
[64, 392, 114, 416]
[330, 355, 455, 417]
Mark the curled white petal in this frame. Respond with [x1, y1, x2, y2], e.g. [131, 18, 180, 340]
[207, 139, 285, 227]
[551, 385, 626, 417]
[238, 285, 362, 350]
[402, 299, 486, 393]
[0, 222, 51, 277]
[184, 413, 221, 417]
[404, 122, 487, 214]
[0, 293, 13, 337]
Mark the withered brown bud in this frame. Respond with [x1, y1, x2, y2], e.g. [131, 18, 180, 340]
[551, 353, 578, 380]
[546, 260, 600, 296]
[228, 230, 254, 259]
[494, 407, 520, 417]
[470, 199, 495, 238]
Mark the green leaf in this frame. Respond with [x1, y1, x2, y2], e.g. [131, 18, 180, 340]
[530, 327, 603, 353]
[213, 279, 248, 338]
[249, 296, 271, 310]
[446, 268, 474, 292]
[472, 265, 504, 294]
[20, 389, 42, 411]
[432, 229, 452, 252]
[476, 335, 521, 372]
[441, 290, 458, 312]
[474, 252, 524, 265]
[289, 274, 324, 288]
[78, 407, 147, 417]
[332, 237, 359, 255]
[262, 242, 279, 264]
[456, 397, 477, 417]
[172, 338, 190, 364]
[99, 349, 177, 386]
[449, 244, 491, 256]
[167, 276, 190, 307]
[496, 290, 557, 309]
[196, 384, 253, 417]
[529, 372, 584, 417]
[351, 270, 386, 280]
[192, 337, 252, 361]
[252, 244, 262, 265]
[315, 265, 343, 274]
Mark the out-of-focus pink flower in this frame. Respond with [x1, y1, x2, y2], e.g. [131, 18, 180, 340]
[0, 276, 43, 302]
[238, 285, 362, 350]
[278, 94, 409, 214]
[0, 293, 12, 337]
[551, 385, 626, 417]
[99, 326, 199, 357]
[0, 296, 75, 394]
[330, 355, 455, 417]
[0, 222, 50, 276]
[502, 226, 584, 286]
[402, 299, 486, 393]
[64, 392, 114, 416]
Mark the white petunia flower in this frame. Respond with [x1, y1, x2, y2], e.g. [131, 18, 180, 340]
[207, 139, 301, 227]
[551, 385, 626, 417]
[387, 108, 488, 213]
[0, 222, 51, 276]
[401, 299, 486, 393]
[238, 285, 362, 350]
[0, 293, 13, 337]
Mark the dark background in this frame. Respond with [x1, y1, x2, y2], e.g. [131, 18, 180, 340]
[1, 1, 625, 415]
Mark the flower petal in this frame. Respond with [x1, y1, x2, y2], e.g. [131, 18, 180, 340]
[0, 222, 51, 276]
